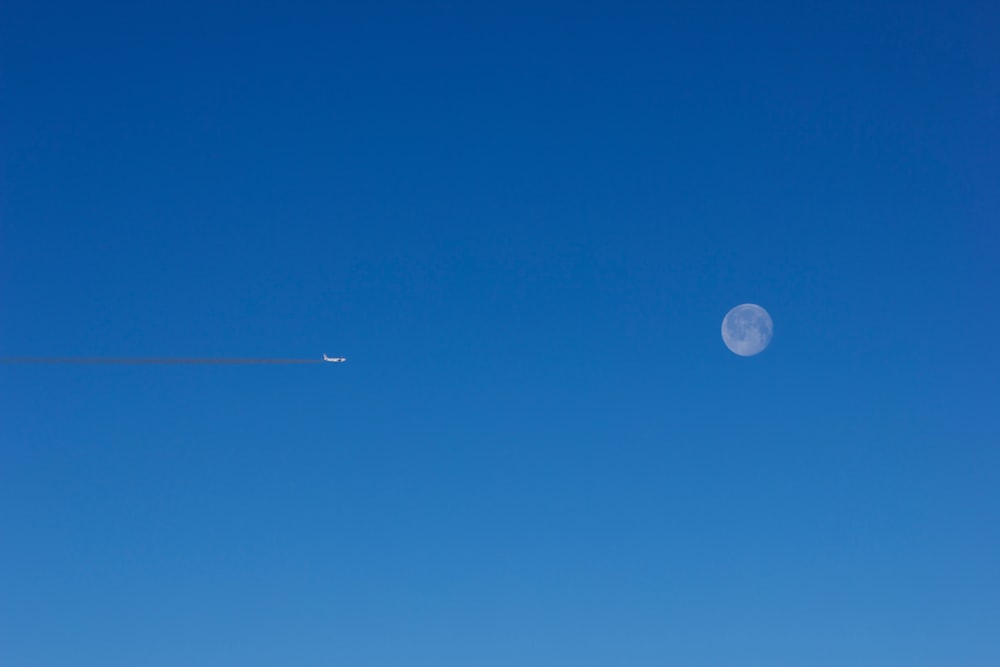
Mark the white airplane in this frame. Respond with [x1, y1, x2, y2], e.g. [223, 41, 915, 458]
[323, 354, 346, 363]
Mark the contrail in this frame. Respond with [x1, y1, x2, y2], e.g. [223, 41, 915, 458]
[0, 357, 324, 365]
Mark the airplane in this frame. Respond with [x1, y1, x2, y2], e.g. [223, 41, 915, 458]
[323, 354, 346, 363]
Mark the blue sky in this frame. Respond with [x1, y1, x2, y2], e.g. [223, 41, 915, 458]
[2, 1, 998, 665]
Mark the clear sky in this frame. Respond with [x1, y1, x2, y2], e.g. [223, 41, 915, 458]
[1, 1, 998, 665]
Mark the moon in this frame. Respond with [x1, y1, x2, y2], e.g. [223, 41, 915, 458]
[722, 304, 773, 356]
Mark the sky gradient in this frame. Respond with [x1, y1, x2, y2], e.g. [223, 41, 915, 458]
[2, 1, 998, 665]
